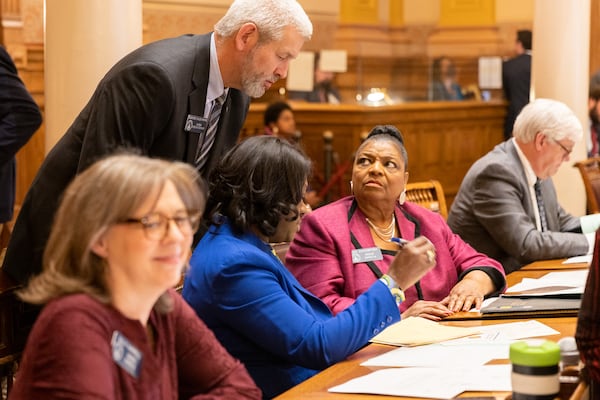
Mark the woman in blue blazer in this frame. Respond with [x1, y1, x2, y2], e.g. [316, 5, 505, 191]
[182, 136, 436, 399]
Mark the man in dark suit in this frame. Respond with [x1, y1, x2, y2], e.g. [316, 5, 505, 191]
[0, 46, 42, 234]
[3, 0, 313, 285]
[502, 29, 532, 140]
[448, 99, 591, 274]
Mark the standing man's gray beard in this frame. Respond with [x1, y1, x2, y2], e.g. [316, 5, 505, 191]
[242, 76, 268, 98]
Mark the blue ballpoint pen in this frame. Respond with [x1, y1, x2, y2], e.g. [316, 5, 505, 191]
[390, 237, 409, 246]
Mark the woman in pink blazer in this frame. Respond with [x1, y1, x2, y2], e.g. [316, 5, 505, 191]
[287, 125, 506, 320]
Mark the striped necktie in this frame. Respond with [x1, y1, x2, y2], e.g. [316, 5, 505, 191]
[534, 179, 548, 232]
[195, 92, 226, 170]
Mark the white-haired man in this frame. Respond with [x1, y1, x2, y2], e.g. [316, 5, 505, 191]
[448, 98, 592, 273]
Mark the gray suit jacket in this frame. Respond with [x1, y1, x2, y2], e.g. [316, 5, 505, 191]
[3, 33, 250, 284]
[448, 140, 588, 273]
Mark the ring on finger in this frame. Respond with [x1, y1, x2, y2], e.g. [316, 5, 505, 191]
[426, 249, 436, 263]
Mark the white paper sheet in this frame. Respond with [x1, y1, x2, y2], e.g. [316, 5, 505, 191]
[363, 320, 559, 368]
[505, 270, 588, 296]
[329, 365, 512, 399]
[580, 213, 600, 233]
[563, 254, 592, 264]
[286, 51, 315, 91]
[361, 342, 506, 367]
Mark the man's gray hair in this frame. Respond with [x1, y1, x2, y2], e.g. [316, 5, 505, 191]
[513, 98, 583, 143]
[215, 0, 312, 43]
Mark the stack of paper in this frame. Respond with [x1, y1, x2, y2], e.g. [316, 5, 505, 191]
[330, 319, 560, 398]
[369, 316, 480, 346]
[329, 365, 512, 399]
[503, 270, 588, 298]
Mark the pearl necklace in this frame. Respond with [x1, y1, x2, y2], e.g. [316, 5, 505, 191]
[365, 215, 396, 241]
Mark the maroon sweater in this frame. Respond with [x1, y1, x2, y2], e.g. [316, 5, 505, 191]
[11, 289, 261, 399]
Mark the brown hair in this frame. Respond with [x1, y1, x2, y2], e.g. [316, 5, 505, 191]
[18, 153, 206, 313]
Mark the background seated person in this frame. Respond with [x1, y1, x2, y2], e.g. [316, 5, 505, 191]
[448, 98, 591, 274]
[182, 136, 435, 399]
[286, 125, 505, 321]
[11, 154, 260, 399]
[263, 101, 298, 141]
[288, 52, 341, 104]
[263, 101, 321, 208]
[430, 56, 464, 101]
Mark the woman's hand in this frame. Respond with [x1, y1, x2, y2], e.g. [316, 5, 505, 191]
[442, 270, 494, 312]
[387, 236, 436, 291]
[401, 300, 452, 321]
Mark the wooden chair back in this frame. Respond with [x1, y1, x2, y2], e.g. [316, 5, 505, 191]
[405, 179, 448, 219]
[574, 157, 600, 214]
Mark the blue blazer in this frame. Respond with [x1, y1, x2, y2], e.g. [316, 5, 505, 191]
[182, 220, 399, 399]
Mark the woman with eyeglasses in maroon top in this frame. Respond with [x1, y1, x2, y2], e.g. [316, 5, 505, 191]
[10, 153, 260, 400]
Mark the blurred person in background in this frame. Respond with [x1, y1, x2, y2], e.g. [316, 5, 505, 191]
[0, 45, 42, 234]
[502, 29, 532, 140]
[288, 52, 341, 104]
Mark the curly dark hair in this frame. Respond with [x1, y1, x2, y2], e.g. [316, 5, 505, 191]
[264, 101, 293, 126]
[206, 135, 312, 237]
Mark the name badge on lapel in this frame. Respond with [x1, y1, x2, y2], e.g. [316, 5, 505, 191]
[184, 114, 208, 134]
[111, 331, 143, 379]
[352, 247, 383, 264]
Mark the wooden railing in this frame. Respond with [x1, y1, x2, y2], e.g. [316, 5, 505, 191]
[242, 100, 507, 208]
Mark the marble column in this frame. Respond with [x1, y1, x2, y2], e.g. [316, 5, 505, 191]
[44, 0, 142, 152]
[533, 0, 590, 216]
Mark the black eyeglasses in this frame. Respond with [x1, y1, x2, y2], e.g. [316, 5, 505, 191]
[118, 212, 201, 240]
[552, 139, 573, 158]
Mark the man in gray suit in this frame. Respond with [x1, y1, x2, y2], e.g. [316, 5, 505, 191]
[3, 0, 313, 284]
[448, 98, 592, 274]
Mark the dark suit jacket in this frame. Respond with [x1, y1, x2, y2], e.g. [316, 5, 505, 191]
[447, 140, 588, 274]
[502, 53, 531, 139]
[3, 34, 250, 284]
[0, 46, 42, 222]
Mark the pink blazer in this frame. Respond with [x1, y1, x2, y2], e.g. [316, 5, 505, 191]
[286, 196, 505, 314]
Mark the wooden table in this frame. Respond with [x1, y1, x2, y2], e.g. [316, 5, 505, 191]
[274, 317, 577, 399]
